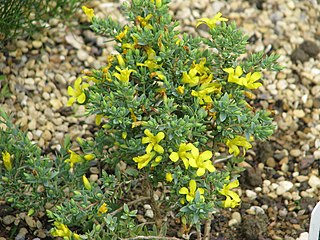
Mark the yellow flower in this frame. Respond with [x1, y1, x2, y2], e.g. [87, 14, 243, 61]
[137, 60, 161, 71]
[182, 68, 200, 87]
[82, 6, 95, 22]
[194, 58, 209, 74]
[115, 26, 129, 42]
[242, 72, 263, 89]
[137, 14, 153, 29]
[223, 66, 244, 85]
[133, 151, 156, 169]
[189, 148, 215, 176]
[166, 173, 173, 182]
[50, 221, 72, 238]
[219, 180, 241, 208]
[176, 86, 185, 95]
[95, 114, 103, 125]
[196, 12, 228, 29]
[65, 150, 83, 169]
[82, 175, 92, 190]
[84, 153, 95, 161]
[224, 66, 262, 89]
[98, 202, 108, 215]
[179, 180, 205, 202]
[169, 143, 196, 169]
[67, 77, 90, 106]
[113, 66, 136, 83]
[226, 135, 252, 156]
[191, 82, 221, 105]
[2, 151, 12, 171]
[142, 129, 165, 154]
[116, 54, 126, 69]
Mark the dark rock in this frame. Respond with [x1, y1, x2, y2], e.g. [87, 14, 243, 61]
[240, 213, 269, 240]
[299, 155, 315, 170]
[240, 167, 263, 187]
[290, 48, 309, 63]
[300, 40, 320, 58]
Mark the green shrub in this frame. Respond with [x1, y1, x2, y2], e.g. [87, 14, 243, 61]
[0, 0, 86, 46]
[0, 0, 282, 239]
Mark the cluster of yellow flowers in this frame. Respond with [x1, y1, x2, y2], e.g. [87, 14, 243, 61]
[50, 221, 81, 239]
[133, 129, 165, 169]
[224, 66, 262, 90]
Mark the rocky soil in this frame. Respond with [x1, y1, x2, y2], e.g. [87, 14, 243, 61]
[0, 0, 319, 239]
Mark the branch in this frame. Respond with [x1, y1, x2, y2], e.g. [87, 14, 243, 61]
[203, 212, 212, 240]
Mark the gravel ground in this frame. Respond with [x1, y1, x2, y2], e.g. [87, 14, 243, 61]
[0, 0, 320, 239]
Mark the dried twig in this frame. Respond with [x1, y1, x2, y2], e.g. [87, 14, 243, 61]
[203, 212, 212, 240]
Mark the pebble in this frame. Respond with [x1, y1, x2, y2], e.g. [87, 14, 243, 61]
[89, 167, 99, 174]
[308, 175, 320, 189]
[296, 175, 308, 182]
[25, 216, 37, 228]
[246, 206, 265, 215]
[293, 109, 305, 118]
[266, 157, 276, 168]
[145, 209, 154, 218]
[231, 212, 241, 224]
[77, 49, 89, 62]
[32, 40, 43, 49]
[289, 149, 301, 157]
[3, 215, 15, 225]
[245, 189, 257, 200]
[28, 119, 37, 130]
[228, 218, 238, 227]
[15, 227, 28, 240]
[42, 130, 52, 141]
[49, 99, 63, 110]
[276, 181, 293, 195]
[297, 232, 308, 240]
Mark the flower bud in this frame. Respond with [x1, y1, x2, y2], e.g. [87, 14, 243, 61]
[117, 54, 126, 69]
[165, 173, 173, 182]
[27, 208, 35, 216]
[84, 154, 95, 161]
[83, 175, 92, 190]
[156, 0, 162, 8]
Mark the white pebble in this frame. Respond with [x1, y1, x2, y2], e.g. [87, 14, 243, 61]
[231, 212, 241, 223]
[297, 232, 308, 240]
[245, 190, 257, 200]
[228, 218, 238, 227]
[145, 209, 154, 219]
[308, 175, 320, 189]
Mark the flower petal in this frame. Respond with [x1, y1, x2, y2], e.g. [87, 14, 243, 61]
[228, 180, 239, 189]
[77, 92, 86, 104]
[179, 187, 189, 195]
[196, 167, 206, 176]
[156, 132, 165, 141]
[235, 66, 243, 77]
[199, 150, 212, 161]
[189, 180, 196, 194]
[169, 152, 179, 162]
[154, 144, 164, 154]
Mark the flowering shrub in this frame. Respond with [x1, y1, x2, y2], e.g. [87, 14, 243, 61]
[0, 0, 282, 239]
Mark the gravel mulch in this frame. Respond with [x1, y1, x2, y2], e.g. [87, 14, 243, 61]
[0, 0, 319, 239]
